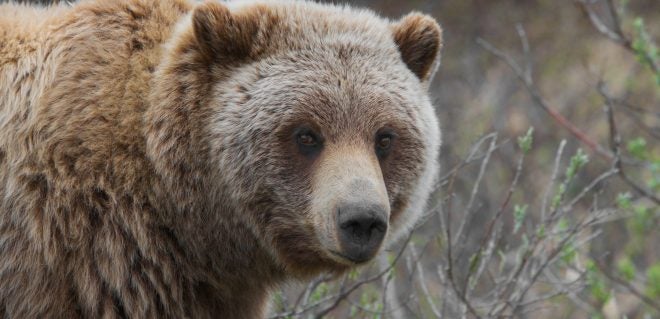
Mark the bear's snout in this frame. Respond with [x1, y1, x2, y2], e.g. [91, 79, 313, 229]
[336, 201, 388, 263]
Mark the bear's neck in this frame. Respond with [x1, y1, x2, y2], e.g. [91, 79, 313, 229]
[142, 11, 288, 316]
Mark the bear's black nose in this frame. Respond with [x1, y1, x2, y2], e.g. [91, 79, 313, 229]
[337, 202, 388, 263]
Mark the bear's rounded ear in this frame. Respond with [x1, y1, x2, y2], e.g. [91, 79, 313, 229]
[192, 2, 261, 61]
[391, 13, 443, 82]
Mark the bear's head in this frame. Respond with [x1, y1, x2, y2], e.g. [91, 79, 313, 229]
[147, 0, 442, 278]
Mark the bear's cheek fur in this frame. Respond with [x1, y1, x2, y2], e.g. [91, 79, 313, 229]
[249, 134, 342, 275]
[380, 129, 426, 225]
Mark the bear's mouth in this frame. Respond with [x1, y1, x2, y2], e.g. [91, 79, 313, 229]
[327, 250, 371, 265]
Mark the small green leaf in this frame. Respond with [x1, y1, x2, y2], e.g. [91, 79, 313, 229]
[349, 268, 360, 281]
[633, 17, 644, 31]
[387, 252, 395, 265]
[566, 148, 589, 180]
[517, 127, 534, 153]
[557, 217, 570, 232]
[616, 257, 636, 282]
[630, 205, 651, 234]
[536, 224, 546, 238]
[586, 260, 610, 304]
[551, 184, 566, 211]
[629, 16, 659, 84]
[646, 263, 660, 299]
[616, 192, 633, 210]
[310, 283, 329, 303]
[350, 305, 358, 317]
[627, 137, 648, 160]
[468, 252, 482, 275]
[513, 204, 528, 234]
[586, 259, 597, 272]
[650, 161, 659, 173]
[561, 242, 577, 264]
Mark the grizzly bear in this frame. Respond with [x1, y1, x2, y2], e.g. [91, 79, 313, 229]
[0, 0, 442, 317]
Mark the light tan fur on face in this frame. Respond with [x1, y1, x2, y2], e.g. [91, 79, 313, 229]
[0, 0, 443, 317]
[311, 143, 390, 264]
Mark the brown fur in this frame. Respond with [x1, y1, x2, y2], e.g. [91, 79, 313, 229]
[0, 0, 443, 317]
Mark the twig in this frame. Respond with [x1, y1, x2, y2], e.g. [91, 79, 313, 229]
[599, 82, 660, 205]
[505, 208, 605, 315]
[410, 245, 443, 318]
[453, 133, 498, 245]
[465, 146, 527, 298]
[542, 140, 568, 222]
[593, 259, 660, 313]
[577, 0, 627, 44]
[577, 0, 659, 75]
[562, 168, 619, 211]
[516, 23, 533, 83]
[439, 133, 504, 185]
[441, 162, 482, 318]
[476, 35, 613, 161]
[292, 275, 332, 314]
[312, 233, 414, 318]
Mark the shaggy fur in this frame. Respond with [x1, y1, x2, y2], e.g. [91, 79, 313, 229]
[0, 0, 443, 317]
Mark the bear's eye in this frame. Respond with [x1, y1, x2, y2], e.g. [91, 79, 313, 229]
[298, 133, 317, 146]
[375, 130, 396, 158]
[295, 127, 323, 156]
[377, 136, 392, 149]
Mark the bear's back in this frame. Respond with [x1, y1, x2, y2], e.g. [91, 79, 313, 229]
[0, 1, 197, 317]
[0, 0, 192, 197]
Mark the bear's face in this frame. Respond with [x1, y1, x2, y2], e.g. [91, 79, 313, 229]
[157, 0, 442, 277]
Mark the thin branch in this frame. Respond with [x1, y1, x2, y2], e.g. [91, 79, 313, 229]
[506, 209, 605, 315]
[577, 0, 626, 44]
[516, 23, 533, 83]
[466, 147, 527, 298]
[439, 133, 504, 185]
[476, 36, 613, 161]
[410, 245, 443, 318]
[292, 274, 333, 314]
[453, 133, 498, 245]
[599, 82, 660, 205]
[594, 259, 660, 313]
[562, 168, 619, 211]
[312, 233, 414, 318]
[577, 0, 659, 75]
[542, 140, 567, 221]
[605, 0, 624, 37]
[441, 164, 482, 318]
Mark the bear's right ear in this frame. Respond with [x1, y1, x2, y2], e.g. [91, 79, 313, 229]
[391, 13, 443, 83]
[192, 2, 269, 61]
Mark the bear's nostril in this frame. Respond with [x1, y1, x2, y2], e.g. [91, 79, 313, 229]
[336, 203, 388, 263]
[340, 216, 386, 244]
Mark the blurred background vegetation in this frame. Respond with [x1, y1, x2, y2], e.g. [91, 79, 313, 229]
[272, 0, 659, 318]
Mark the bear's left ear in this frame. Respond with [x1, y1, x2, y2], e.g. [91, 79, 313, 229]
[391, 13, 443, 82]
[192, 2, 275, 62]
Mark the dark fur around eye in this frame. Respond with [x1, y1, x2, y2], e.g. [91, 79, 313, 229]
[375, 129, 397, 158]
[294, 127, 323, 157]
